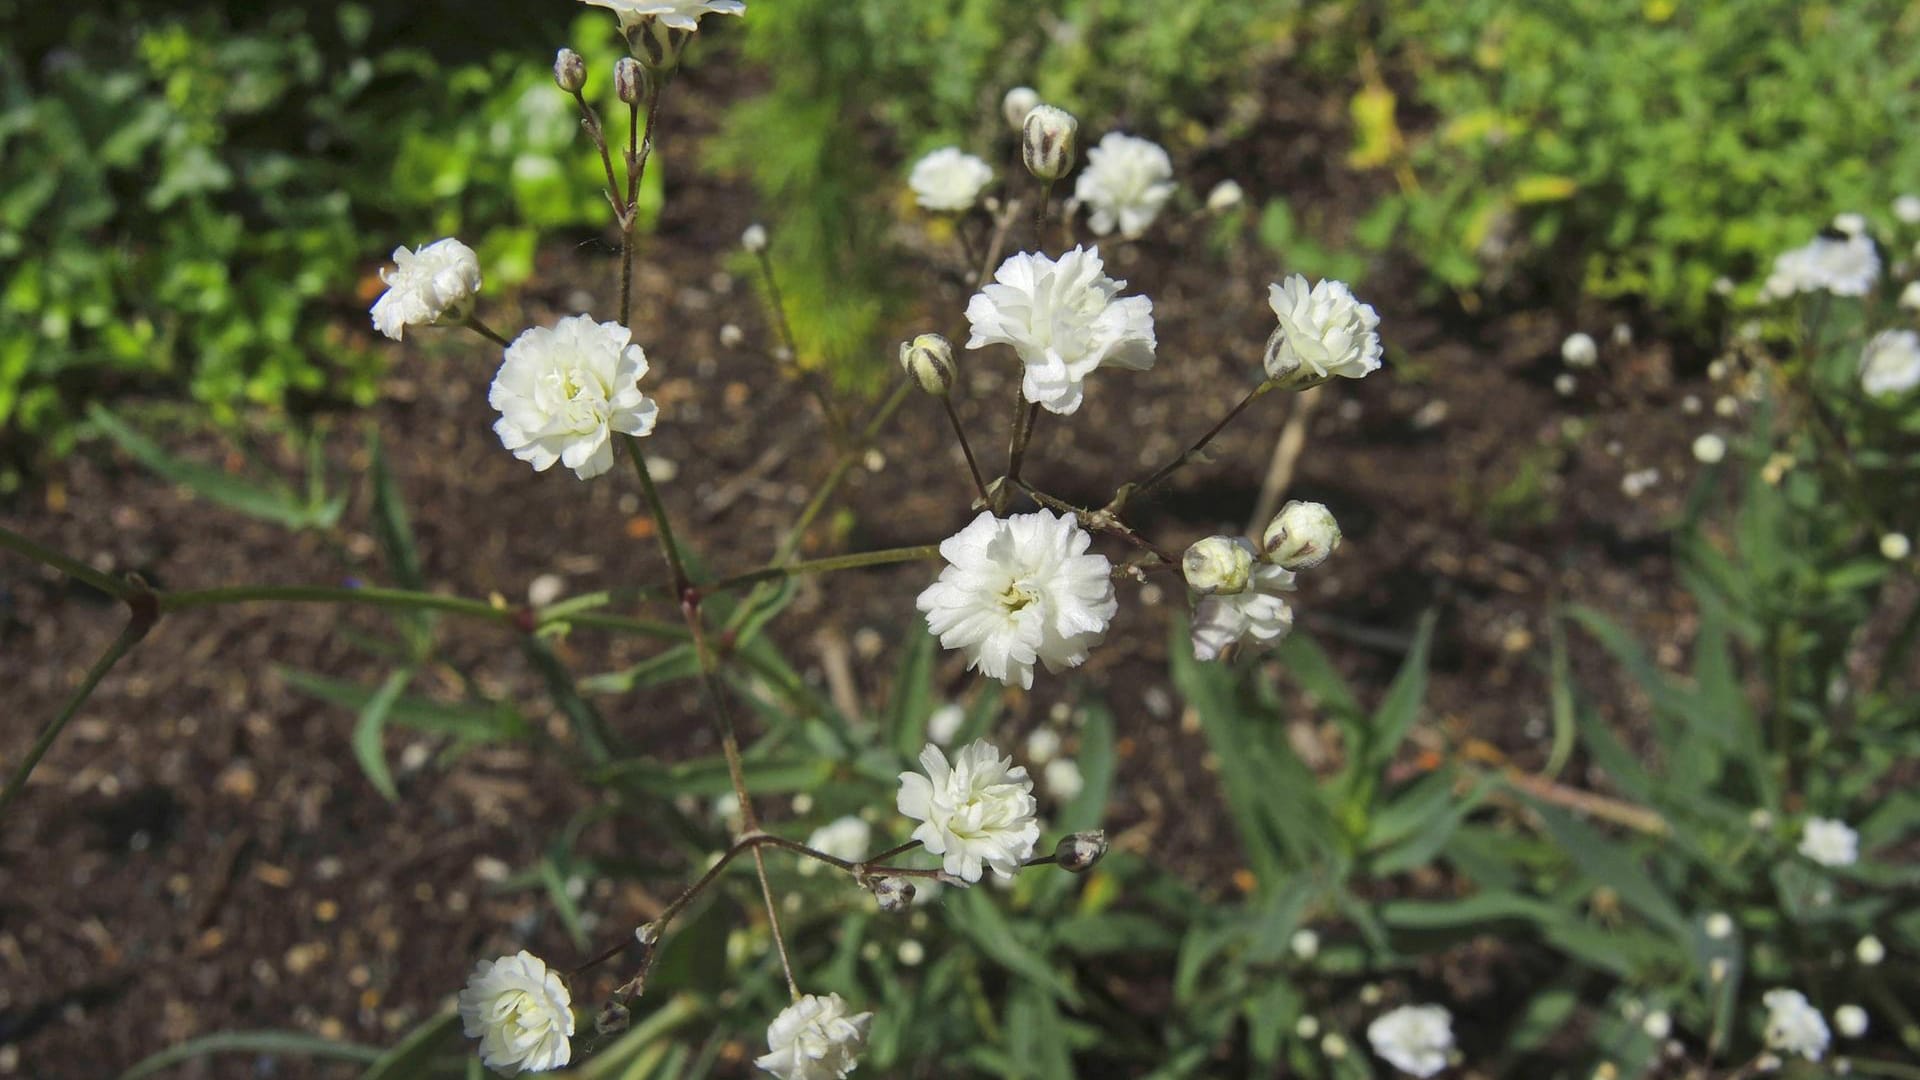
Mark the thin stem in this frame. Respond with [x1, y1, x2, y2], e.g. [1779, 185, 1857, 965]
[977, 197, 1020, 286]
[624, 436, 691, 595]
[752, 248, 846, 440]
[750, 844, 798, 998]
[941, 397, 991, 503]
[0, 525, 137, 601]
[768, 378, 914, 568]
[1115, 380, 1273, 511]
[463, 315, 512, 349]
[861, 838, 923, 866]
[161, 584, 507, 621]
[709, 544, 941, 594]
[619, 79, 667, 329]
[1017, 482, 1176, 564]
[995, 396, 1041, 514]
[570, 90, 624, 220]
[0, 588, 157, 821]
[1032, 181, 1053, 252]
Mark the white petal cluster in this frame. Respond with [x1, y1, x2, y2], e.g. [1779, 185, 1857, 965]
[798, 815, 872, 876]
[1835, 1004, 1869, 1038]
[755, 993, 873, 1080]
[1896, 194, 1920, 225]
[1762, 989, 1831, 1061]
[582, 0, 745, 32]
[1860, 330, 1920, 398]
[1266, 275, 1383, 382]
[897, 739, 1040, 882]
[1366, 1004, 1454, 1078]
[1074, 132, 1176, 239]
[966, 246, 1156, 415]
[371, 238, 481, 341]
[909, 147, 993, 212]
[1191, 553, 1296, 662]
[917, 510, 1117, 688]
[457, 951, 575, 1075]
[1042, 757, 1084, 802]
[1764, 234, 1880, 298]
[1797, 816, 1858, 867]
[490, 315, 660, 480]
[1560, 331, 1598, 369]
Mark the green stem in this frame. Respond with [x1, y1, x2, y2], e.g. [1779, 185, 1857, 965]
[709, 545, 941, 594]
[463, 315, 512, 349]
[0, 525, 137, 601]
[942, 397, 991, 503]
[624, 435, 691, 595]
[1117, 380, 1273, 510]
[161, 584, 506, 621]
[769, 378, 914, 568]
[995, 395, 1041, 514]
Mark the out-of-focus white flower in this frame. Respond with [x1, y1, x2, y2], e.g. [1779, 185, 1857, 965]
[1183, 536, 1255, 595]
[1881, 533, 1912, 561]
[1367, 1004, 1454, 1078]
[1554, 373, 1577, 397]
[1074, 132, 1176, 239]
[1834, 1005, 1869, 1039]
[1704, 912, 1734, 940]
[490, 315, 659, 480]
[1833, 212, 1869, 237]
[1296, 1015, 1321, 1039]
[457, 951, 575, 1075]
[1897, 195, 1920, 225]
[755, 993, 872, 1080]
[1206, 179, 1245, 213]
[909, 147, 994, 213]
[1856, 935, 1886, 966]
[1322, 1032, 1350, 1059]
[1024, 726, 1062, 765]
[798, 816, 871, 876]
[1643, 1011, 1673, 1040]
[1749, 807, 1776, 832]
[1001, 86, 1040, 131]
[583, 0, 745, 33]
[1799, 817, 1859, 867]
[1561, 331, 1598, 368]
[965, 246, 1155, 415]
[897, 739, 1040, 882]
[1190, 562, 1295, 662]
[1901, 281, 1920, 310]
[1860, 330, 1920, 397]
[926, 703, 965, 745]
[1290, 928, 1320, 960]
[742, 224, 769, 252]
[896, 939, 926, 966]
[1765, 234, 1880, 298]
[1262, 501, 1342, 570]
[1692, 433, 1727, 464]
[371, 238, 481, 341]
[1042, 757, 1084, 802]
[1763, 989, 1830, 1061]
[1022, 105, 1078, 182]
[1266, 275, 1383, 383]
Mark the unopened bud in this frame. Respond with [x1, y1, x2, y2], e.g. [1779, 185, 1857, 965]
[631, 19, 689, 72]
[1022, 105, 1078, 183]
[614, 57, 645, 106]
[870, 876, 916, 912]
[1053, 830, 1108, 873]
[1206, 179, 1245, 213]
[1262, 500, 1341, 570]
[900, 333, 956, 397]
[741, 223, 769, 253]
[596, 1000, 631, 1035]
[553, 48, 587, 95]
[1182, 536, 1254, 596]
[1262, 325, 1301, 384]
[1002, 86, 1041, 131]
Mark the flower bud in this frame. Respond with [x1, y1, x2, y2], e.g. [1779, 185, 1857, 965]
[741, 223, 769, 253]
[631, 19, 689, 73]
[1002, 86, 1040, 131]
[614, 56, 645, 106]
[1053, 830, 1108, 873]
[869, 876, 916, 912]
[553, 48, 587, 95]
[899, 333, 956, 397]
[1182, 536, 1254, 596]
[1262, 325, 1302, 384]
[1206, 179, 1245, 213]
[1262, 500, 1341, 570]
[1022, 104, 1078, 183]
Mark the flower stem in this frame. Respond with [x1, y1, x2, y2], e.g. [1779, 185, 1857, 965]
[995, 395, 1041, 514]
[1018, 481, 1176, 564]
[619, 78, 667, 329]
[623, 435, 691, 596]
[462, 315, 512, 349]
[1114, 380, 1273, 512]
[0, 525, 137, 602]
[751, 249, 846, 441]
[942, 397, 991, 504]
[767, 378, 914, 569]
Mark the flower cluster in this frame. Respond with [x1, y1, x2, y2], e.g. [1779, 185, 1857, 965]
[965, 246, 1157, 416]
[1762, 988, 1830, 1061]
[1762, 232, 1880, 299]
[908, 147, 994, 213]
[897, 739, 1041, 882]
[1366, 1004, 1454, 1078]
[756, 994, 873, 1080]
[1184, 500, 1342, 662]
[1074, 132, 1176, 239]
[371, 238, 482, 341]
[457, 951, 576, 1075]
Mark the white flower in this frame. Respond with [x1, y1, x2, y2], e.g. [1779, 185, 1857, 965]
[897, 739, 1040, 882]
[1290, 928, 1320, 960]
[1266, 275, 1383, 382]
[1001, 86, 1040, 131]
[1860, 329, 1920, 397]
[1206, 179, 1245, 213]
[1642, 1011, 1673, 1039]
[1042, 757, 1084, 802]
[798, 815, 871, 876]
[1833, 212, 1869, 237]
[582, 0, 745, 32]
[1856, 934, 1886, 965]
[1190, 560, 1295, 662]
[371, 238, 481, 341]
[1561, 331, 1598, 368]
[457, 951, 575, 1075]
[926, 702, 965, 745]
[917, 510, 1117, 688]
[1766, 234, 1880, 298]
[490, 315, 660, 480]
[965, 246, 1155, 415]
[1834, 1005, 1869, 1039]
[1897, 194, 1920, 225]
[1704, 912, 1734, 939]
[1763, 989, 1830, 1061]
[1692, 433, 1727, 464]
[1881, 533, 1911, 561]
[1024, 726, 1062, 765]
[1074, 132, 1176, 239]
[755, 993, 872, 1080]
[1901, 281, 1920, 310]
[1262, 501, 1342, 570]
[908, 147, 993, 213]
[1367, 1004, 1454, 1078]
[742, 223, 769, 252]
[1798, 817, 1859, 867]
[1182, 535, 1254, 595]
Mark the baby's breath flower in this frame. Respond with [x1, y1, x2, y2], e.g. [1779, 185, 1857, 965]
[1642, 1011, 1673, 1040]
[1765, 234, 1880, 298]
[1042, 757, 1084, 802]
[1190, 562, 1296, 662]
[1074, 132, 1176, 239]
[1763, 989, 1830, 1061]
[741, 223, 769, 252]
[1856, 935, 1886, 965]
[1021, 105, 1078, 182]
[1024, 726, 1062, 765]
[1881, 533, 1912, 561]
[1290, 928, 1320, 960]
[1206, 179, 1245, 213]
[1833, 212, 1869, 237]
[1704, 912, 1734, 939]
[457, 951, 575, 1075]
[897, 739, 1040, 882]
[1896, 194, 1920, 225]
[1183, 536, 1255, 595]
[926, 702, 965, 745]
[1901, 281, 1920, 310]
[1262, 501, 1342, 571]
[1834, 1005, 1869, 1039]
[1367, 1004, 1454, 1078]
[1001, 86, 1040, 131]
[1266, 275, 1383, 384]
[489, 315, 659, 480]
[965, 246, 1155, 415]
[799, 815, 871, 876]
[1561, 331, 1599, 369]
[371, 238, 481, 341]
[899, 333, 956, 396]
[1860, 330, 1920, 397]
[1798, 817, 1859, 867]
[908, 147, 994, 213]
[1692, 433, 1727, 464]
[583, 0, 745, 33]
[755, 993, 872, 1080]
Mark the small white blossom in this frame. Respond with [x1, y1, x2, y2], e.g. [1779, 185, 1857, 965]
[1021, 104, 1078, 182]
[1692, 433, 1727, 464]
[1024, 726, 1062, 765]
[742, 224, 769, 252]
[1183, 536, 1255, 595]
[1001, 86, 1040, 131]
[1833, 212, 1869, 237]
[1704, 912, 1734, 939]
[1856, 935, 1886, 965]
[1763, 989, 1830, 1061]
[1262, 500, 1342, 570]
[1074, 132, 1176, 239]
[756, 993, 872, 1080]
[1367, 1004, 1454, 1078]
[1042, 757, 1084, 802]
[1266, 275, 1383, 383]
[925, 703, 965, 745]
[1206, 179, 1245, 213]
[1798, 817, 1858, 867]
[897, 739, 1040, 882]
[583, 0, 745, 33]
[1882, 533, 1912, 561]
[1765, 234, 1880, 298]
[1554, 373, 1577, 396]
[1322, 1032, 1350, 1059]
[490, 315, 659, 480]
[371, 238, 481, 341]
[1190, 562, 1296, 662]
[896, 939, 926, 966]
[1561, 331, 1599, 368]
[1901, 281, 1920, 310]
[798, 816, 871, 876]
[965, 246, 1156, 415]
[457, 951, 575, 1075]
[1860, 329, 1920, 397]
[1642, 1011, 1673, 1040]
[1834, 1005, 1868, 1039]
[908, 147, 994, 213]
[1896, 194, 1920, 225]
[1290, 928, 1320, 960]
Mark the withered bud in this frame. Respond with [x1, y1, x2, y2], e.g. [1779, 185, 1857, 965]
[613, 57, 645, 106]
[1053, 830, 1108, 873]
[554, 49, 587, 95]
[870, 876, 917, 912]
[596, 1000, 632, 1036]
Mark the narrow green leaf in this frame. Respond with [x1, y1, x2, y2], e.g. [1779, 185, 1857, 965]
[1526, 802, 1689, 939]
[1367, 611, 1437, 773]
[886, 629, 935, 758]
[362, 1009, 460, 1080]
[89, 405, 325, 529]
[121, 1031, 382, 1079]
[279, 667, 521, 742]
[353, 669, 412, 802]
[367, 429, 424, 592]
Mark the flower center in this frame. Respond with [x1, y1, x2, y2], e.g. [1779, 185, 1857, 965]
[997, 579, 1039, 613]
